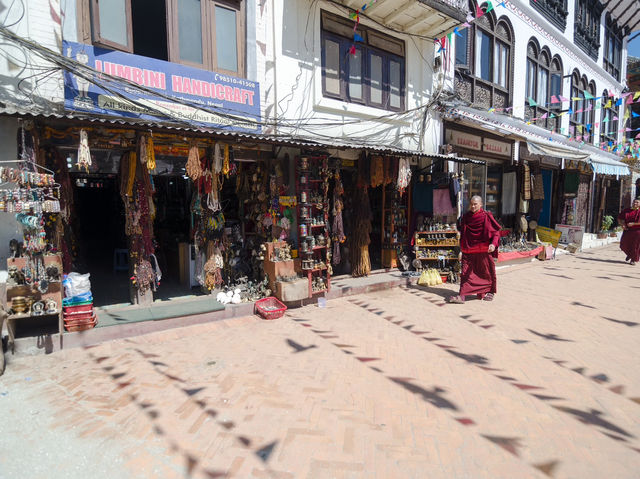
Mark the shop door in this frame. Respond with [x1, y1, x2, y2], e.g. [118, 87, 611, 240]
[539, 169, 553, 227]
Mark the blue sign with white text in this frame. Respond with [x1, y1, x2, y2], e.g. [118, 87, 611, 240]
[63, 41, 261, 132]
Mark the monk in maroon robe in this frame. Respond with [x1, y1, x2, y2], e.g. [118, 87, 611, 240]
[618, 198, 640, 265]
[448, 196, 501, 303]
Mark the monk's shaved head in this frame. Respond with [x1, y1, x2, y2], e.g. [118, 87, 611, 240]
[470, 195, 483, 204]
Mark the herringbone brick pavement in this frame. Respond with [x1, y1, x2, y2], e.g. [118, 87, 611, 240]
[0, 244, 639, 478]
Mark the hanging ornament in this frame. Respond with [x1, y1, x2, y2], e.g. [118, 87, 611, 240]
[146, 134, 156, 170]
[186, 141, 202, 180]
[222, 144, 230, 177]
[76, 129, 92, 172]
[214, 142, 223, 173]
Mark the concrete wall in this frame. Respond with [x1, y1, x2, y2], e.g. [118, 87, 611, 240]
[261, 0, 440, 153]
[0, 117, 22, 271]
[0, 0, 65, 106]
[443, 0, 628, 147]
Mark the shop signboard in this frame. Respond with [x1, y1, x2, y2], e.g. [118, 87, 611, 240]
[448, 130, 482, 151]
[63, 41, 261, 132]
[483, 138, 511, 157]
[536, 226, 562, 247]
[555, 224, 585, 245]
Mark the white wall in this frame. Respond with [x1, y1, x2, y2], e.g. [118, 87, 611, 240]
[263, 0, 440, 154]
[443, 0, 628, 146]
[0, 0, 66, 107]
[0, 117, 22, 270]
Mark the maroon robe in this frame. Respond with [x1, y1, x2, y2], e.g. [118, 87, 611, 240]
[457, 209, 502, 298]
[618, 208, 640, 262]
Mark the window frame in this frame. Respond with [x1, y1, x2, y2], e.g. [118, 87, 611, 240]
[88, 0, 245, 76]
[529, 0, 568, 32]
[574, 0, 603, 60]
[569, 71, 596, 144]
[166, 0, 245, 76]
[320, 11, 406, 112]
[603, 14, 622, 81]
[600, 90, 618, 146]
[90, 0, 134, 53]
[524, 39, 562, 131]
[454, 1, 513, 110]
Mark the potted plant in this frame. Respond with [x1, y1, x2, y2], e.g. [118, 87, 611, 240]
[599, 215, 614, 239]
[614, 225, 623, 240]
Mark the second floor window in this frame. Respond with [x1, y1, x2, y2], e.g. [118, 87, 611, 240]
[569, 71, 596, 143]
[529, 0, 568, 32]
[600, 90, 618, 145]
[89, 0, 244, 76]
[525, 39, 562, 131]
[603, 15, 623, 81]
[454, 2, 513, 110]
[574, 0, 602, 60]
[321, 11, 405, 111]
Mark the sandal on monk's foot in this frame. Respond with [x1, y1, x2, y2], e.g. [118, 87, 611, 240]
[483, 293, 495, 301]
[447, 295, 465, 304]
[631, 261, 637, 266]
[626, 256, 631, 262]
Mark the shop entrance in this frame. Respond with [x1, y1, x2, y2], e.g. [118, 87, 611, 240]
[65, 149, 200, 307]
[369, 185, 383, 270]
[72, 174, 129, 306]
[539, 169, 554, 227]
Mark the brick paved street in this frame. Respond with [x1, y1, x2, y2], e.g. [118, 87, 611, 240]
[1, 244, 640, 479]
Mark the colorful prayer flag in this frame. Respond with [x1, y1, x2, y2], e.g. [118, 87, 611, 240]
[528, 97, 537, 107]
[550, 95, 560, 104]
[583, 91, 594, 100]
[354, 33, 364, 42]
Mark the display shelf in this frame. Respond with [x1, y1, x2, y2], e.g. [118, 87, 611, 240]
[296, 156, 331, 298]
[416, 257, 458, 261]
[381, 182, 410, 268]
[414, 231, 460, 275]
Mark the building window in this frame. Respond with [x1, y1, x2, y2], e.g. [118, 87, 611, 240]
[574, 0, 603, 60]
[529, 0, 568, 32]
[603, 15, 623, 81]
[454, 1, 513, 110]
[569, 71, 596, 143]
[321, 11, 405, 111]
[89, 0, 244, 76]
[600, 90, 618, 146]
[524, 39, 563, 131]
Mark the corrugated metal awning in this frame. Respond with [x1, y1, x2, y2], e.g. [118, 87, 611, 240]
[0, 99, 475, 161]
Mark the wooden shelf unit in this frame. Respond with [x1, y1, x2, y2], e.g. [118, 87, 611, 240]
[296, 156, 331, 298]
[5, 254, 64, 350]
[381, 182, 410, 268]
[413, 230, 460, 273]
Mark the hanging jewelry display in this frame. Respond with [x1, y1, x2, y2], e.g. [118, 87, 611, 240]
[331, 170, 345, 265]
[186, 141, 203, 180]
[76, 129, 92, 172]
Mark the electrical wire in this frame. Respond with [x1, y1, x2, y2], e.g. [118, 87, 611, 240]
[0, 24, 443, 152]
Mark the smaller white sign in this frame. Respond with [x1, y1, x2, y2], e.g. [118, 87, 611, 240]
[555, 224, 585, 245]
[448, 130, 482, 151]
[483, 138, 512, 157]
